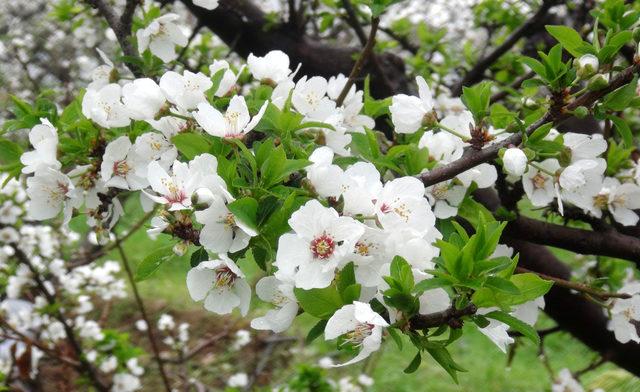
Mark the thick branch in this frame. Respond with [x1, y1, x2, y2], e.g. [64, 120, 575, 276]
[474, 189, 640, 377]
[178, 0, 409, 98]
[506, 215, 640, 263]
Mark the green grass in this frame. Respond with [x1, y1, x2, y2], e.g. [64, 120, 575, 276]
[100, 198, 639, 391]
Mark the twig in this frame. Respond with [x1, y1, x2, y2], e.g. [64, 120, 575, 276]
[490, 70, 535, 103]
[0, 323, 81, 368]
[116, 240, 172, 392]
[84, 0, 143, 77]
[419, 60, 640, 188]
[9, 245, 108, 391]
[70, 207, 157, 268]
[574, 356, 607, 378]
[409, 304, 478, 330]
[516, 267, 631, 300]
[451, 0, 560, 95]
[335, 16, 380, 106]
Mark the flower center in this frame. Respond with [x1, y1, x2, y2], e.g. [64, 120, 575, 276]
[225, 111, 240, 133]
[343, 323, 374, 346]
[310, 233, 335, 259]
[355, 241, 371, 256]
[593, 193, 609, 209]
[431, 184, 449, 200]
[222, 212, 237, 230]
[214, 266, 237, 289]
[113, 160, 130, 176]
[532, 173, 547, 189]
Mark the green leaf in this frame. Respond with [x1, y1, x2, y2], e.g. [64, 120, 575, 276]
[602, 76, 638, 111]
[472, 273, 552, 309]
[0, 139, 23, 166]
[227, 197, 259, 232]
[390, 256, 414, 293]
[337, 262, 356, 293]
[387, 328, 403, 350]
[171, 133, 212, 160]
[305, 319, 327, 343]
[607, 115, 633, 148]
[190, 247, 209, 268]
[527, 122, 553, 144]
[135, 246, 174, 281]
[425, 343, 466, 383]
[484, 276, 520, 294]
[413, 277, 450, 294]
[484, 310, 540, 345]
[545, 25, 593, 57]
[294, 286, 343, 319]
[461, 82, 492, 123]
[598, 30, 632, 63]
[403, 352, 422, 374]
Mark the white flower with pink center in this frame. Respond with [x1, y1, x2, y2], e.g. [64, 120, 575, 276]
[274, 200, 364, 289]
[186, 255, 251, 316]
[374, 177, 435, 235]
[324, 301, 388, 366]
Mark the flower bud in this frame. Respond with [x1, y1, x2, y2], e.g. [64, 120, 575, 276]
[587, 73, 609, 91]
[191, 188, 215, 210]
[576, 54, 599, 80]
[422, 110, 438, 128]
[173, 241, 189, 256]
[573, 106, 589, 119]
[502, 147, 528, 177]
[633, 27, 640, 43]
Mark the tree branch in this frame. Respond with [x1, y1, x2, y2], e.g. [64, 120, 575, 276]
[451, 0, 560, 95]
[116, 241, 172, 392]
[84, 0, 143, 77]
[177, 0, 408, 98]
[335, 16, 380, 106]
[420, 60, 640, 187]
[506, 215, 640, 263]
[516, 267, 632, 300]
[409, 304, 478, 330]
[473, 189, 640, 377]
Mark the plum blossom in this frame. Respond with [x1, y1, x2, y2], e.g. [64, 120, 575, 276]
[608, 282, 640, 344]
[247, 50, 295, 85]
[193, 0, 219, 10]
[250, 276, 298, 333]
[100, 136, 147, 190]
[186, 255, 251, 315]
[274, 200, 364, 289]
[136, 14, 188, 63]
[209, 60, 244, 97]
[122, 78, 166, 120]
[82, 83, 130, 128]
[590, 177, 640, 226]
[26, 168, 74, 221]
[193, 96, 268, 139]
[291, 76, 335, 119]
[159, 70, 213, 110]
[324, 301, 388, 366]
[502, 147, 528, 177]
[522, 159, 560, 207]
[390, 76, 435, 134]
[146, 154, 226, 211]
[195, 192, 258, 253]
[425, 180, 467, 219]
[374, 177, 435, 234]
[20, 119, 60, 174]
